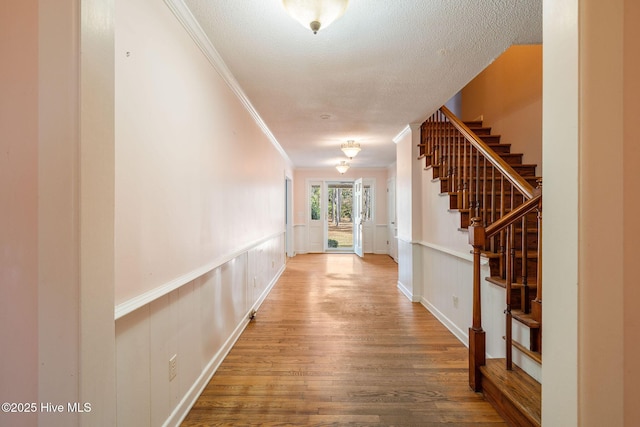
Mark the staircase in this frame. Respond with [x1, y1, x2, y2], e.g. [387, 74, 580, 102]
[420, 106, 542, 427]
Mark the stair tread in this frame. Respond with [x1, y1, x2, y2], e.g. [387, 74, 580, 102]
[479, 250, 538, 259]
[485, 276, 538, 290]
[480, 359, 541, 427]
[511, 309, 541, 329]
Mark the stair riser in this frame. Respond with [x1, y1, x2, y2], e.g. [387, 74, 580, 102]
[511, 287, 538, 310]
[515, 240, 539, 255]
[448, 193, 530, 209]
[481, 375, 540, 427]
[488, 257, 538, 281]
[484, 232, 539, 252]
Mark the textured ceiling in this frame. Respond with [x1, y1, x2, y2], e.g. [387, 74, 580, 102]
[182, 0, 541, 169]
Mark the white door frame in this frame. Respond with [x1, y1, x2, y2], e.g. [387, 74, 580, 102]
[387, 177, 397, 262]
[354, 178, 364, 257]
[285, 176, 294, 258]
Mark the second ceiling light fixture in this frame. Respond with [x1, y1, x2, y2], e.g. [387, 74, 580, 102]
[336, 140, 360, 174]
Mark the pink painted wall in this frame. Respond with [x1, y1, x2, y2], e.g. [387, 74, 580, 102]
[0, 1, 39, 426]
[114, 0, 289, 305]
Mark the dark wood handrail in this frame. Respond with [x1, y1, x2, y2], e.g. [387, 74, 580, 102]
[484, 195, 542, 237]
[439, 106, 536, 200]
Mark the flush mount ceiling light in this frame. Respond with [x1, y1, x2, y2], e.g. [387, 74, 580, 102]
[336, 160, 350, 174]
[341, 140, 361, 159]
[282, 0, 349, 34]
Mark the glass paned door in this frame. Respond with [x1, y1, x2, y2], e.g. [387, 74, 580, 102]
[353, 178, 364, 257]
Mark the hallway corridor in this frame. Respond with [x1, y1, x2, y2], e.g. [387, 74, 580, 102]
[181, 254, 505, 426]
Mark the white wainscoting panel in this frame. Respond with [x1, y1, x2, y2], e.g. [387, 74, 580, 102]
[308, 221, 323, 253]
[374, 224, 388, 254]
[116, 305, 151, 427]
[115, 234, 285, 426]
[397, 239, 420, 301]
[293, 224, 307, 254]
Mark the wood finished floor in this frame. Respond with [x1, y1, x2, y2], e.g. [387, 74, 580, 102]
[181, 254, 506, 427]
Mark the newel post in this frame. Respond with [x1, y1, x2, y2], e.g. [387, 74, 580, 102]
[468, 217, 486, 391]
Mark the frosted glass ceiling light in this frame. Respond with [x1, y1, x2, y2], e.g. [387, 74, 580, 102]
[282, 0, 349, 34]
[336, 160, 350, 174]
[341, 140, 361, 159]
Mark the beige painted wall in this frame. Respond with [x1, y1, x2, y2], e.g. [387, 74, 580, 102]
[623, 1, 640, 424]
[579, 0, 640, 425]
[461, 45, 543, 173]
[543, 0, 640, 424]
[579, 0, 624, 422]
[0, 3, 39, 426]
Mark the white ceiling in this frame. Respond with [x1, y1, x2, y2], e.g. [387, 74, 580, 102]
[182, 0, 542, 169]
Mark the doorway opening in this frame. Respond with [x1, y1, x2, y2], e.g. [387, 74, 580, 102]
[326, 182, 354, 252]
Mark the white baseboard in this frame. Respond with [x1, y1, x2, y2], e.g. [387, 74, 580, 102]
[165, 264, 285, 426]
[421, 297, 469, 347]
[397, 280, 420, 302]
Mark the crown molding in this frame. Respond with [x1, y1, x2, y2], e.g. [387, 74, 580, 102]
[163, 0, 292, 166]
[392, 125, 411, 143]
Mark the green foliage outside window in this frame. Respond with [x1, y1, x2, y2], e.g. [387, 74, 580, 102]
[311, 185, 321, 220]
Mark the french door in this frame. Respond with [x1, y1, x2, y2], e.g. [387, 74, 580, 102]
[353, 178, 364, 257]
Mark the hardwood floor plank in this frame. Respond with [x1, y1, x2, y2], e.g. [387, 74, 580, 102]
[181, 254, 505, 426]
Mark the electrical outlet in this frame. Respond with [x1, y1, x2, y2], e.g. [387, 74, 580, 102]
[169, 354, 177, 381]
[452, 295, 459, 308]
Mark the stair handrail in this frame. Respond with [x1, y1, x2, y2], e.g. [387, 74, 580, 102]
[439, 105, 536, 200]
[485, 194, 541, 237]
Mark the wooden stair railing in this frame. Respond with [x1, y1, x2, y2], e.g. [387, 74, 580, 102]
[419, 106, 543, 396]
[470, 194, 542, 370]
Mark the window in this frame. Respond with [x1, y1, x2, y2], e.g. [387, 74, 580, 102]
[310, 184, 321, 221]
[363, 185, 372, 222]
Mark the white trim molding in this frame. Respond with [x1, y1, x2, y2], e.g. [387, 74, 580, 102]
[392, 125, 411, 144]
[414, 240, 489, 265]
[397, 280, 419, 302]
[115, 231, 285, 319]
